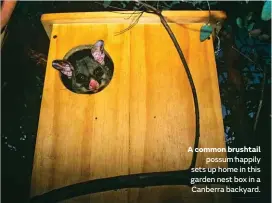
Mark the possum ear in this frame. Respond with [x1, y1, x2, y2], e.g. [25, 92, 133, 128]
[91, 40, 105, 65]
[52, 60, 74, 78]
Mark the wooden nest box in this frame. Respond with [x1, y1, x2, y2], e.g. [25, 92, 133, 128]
[30, 11, 230, 203]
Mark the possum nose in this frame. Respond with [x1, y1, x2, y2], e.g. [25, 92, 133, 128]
[89, 79, 99, 90]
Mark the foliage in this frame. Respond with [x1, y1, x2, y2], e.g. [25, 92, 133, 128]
[200, 24, 213, 42]
[261, 0, 271, 21]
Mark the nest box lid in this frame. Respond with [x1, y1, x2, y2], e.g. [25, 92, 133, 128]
[41, 11, 227, 38]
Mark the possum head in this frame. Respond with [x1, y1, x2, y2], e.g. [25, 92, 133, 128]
[52, 40, 110, 93]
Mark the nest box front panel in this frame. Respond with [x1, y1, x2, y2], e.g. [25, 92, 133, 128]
[31, 11, 228, 202]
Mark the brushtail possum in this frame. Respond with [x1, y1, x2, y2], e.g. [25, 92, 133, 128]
[52, 40, 114, 94]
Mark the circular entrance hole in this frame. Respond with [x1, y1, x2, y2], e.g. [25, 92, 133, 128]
[59, 44, 114, 94]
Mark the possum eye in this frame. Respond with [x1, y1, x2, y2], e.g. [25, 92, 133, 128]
[76, 73, 88, 83]
[94, 67, 104, 79]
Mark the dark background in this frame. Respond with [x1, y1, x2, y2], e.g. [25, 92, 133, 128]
[1, 1, 271, 203]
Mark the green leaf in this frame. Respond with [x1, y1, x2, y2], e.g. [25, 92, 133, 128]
[247, 22, 255, 31]
[103, 0, 112, 8]
[236, 17, 243, 28]
[200, 24, 213, 42]
[261, 0, 271, 21]
[247, 12, 253, 21]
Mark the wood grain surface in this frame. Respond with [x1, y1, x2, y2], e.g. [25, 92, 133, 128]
[31, 11, 229, 203]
